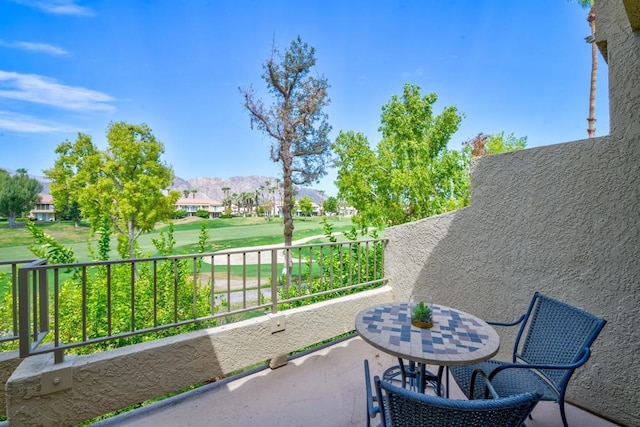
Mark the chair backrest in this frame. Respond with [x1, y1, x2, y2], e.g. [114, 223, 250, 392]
[515, 292, 606, 390]
[375, 377, 541, 427]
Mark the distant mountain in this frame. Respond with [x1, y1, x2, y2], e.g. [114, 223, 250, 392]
[1, 168, 51, 194]
[170, 175, 327, 204]
[2, 168, 329, 205]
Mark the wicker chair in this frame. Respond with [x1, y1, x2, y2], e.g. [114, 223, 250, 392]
[373, 373, 541, 427]
[450, 292, 606, 427]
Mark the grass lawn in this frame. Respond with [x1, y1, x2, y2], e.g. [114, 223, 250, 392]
[0, 215, 376, 301]
[0, 216, 360, 265]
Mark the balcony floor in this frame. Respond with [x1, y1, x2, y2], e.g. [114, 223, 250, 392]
[95, 336, 618, 427]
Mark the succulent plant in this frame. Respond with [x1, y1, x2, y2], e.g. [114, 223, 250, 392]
[412, 301, 432, 322]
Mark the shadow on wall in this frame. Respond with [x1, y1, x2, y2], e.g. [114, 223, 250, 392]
[385, 131, 639, 426]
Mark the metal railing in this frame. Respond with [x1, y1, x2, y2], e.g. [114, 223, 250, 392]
[12, 239, 387, 363]
[0, 259, 36, 345]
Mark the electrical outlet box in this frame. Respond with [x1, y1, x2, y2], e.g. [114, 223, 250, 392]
[270, 315, 285, 333]
[41, 367, 73, 395]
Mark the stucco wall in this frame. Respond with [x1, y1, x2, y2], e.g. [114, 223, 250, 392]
[386, 1, 639, 424]
[0, 351, 20, 418]
[386, 133, 639, 426]
[5, 287, 393, 426]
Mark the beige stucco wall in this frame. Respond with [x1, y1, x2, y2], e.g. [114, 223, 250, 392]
[5, 287, 392, 426]
[385, 2, 639, 425]
[0, 351, 20, 418]
[386, 135, 638, 426]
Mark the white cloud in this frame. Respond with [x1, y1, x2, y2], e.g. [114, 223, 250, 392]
[0, 40, 69, 56]
[0, 71, 115, 111]
[0, 111, 77, 133]
[10, 0, 93, 16]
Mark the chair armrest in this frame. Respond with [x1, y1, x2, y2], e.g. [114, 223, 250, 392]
[470, 368, 500, 400]
[489, 347, 592, 379]
[487, 313, 526, 327]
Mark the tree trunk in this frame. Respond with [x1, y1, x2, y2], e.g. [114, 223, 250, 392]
[128, 219, 136, 259]
[8, 213, 17, 229]
[587, 5, 597, 138]
[282, 156, 294, 286]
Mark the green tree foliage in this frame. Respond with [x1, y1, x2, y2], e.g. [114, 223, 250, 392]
[45, 122, 180, 259]
[0, 222, 216, 354]
[195, 209, 209, 219]
[197, 221, 209, 253]
[462, 132, 527, 157]
[25, 220, 76, 265]
[241, 37, 332, 249]
[44, 136, 93, 227]
[299, 196, 314, 217]
[322, 196, 339, 215]
[277, 228, 384, 310]
[333, 83, 464, 228]
[0, 168, 42, 228]
[173, 209, 188, 219]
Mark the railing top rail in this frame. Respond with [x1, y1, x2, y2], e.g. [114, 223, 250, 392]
[0, 259, 38, 266]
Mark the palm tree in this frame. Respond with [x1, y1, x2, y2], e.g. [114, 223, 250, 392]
[264, 181, 271, 218]
[182, 190, 190, 199]
[221, 187, 231, 211]
[576, 0, 597, 138]
[231, 193, 239, 215]
[191, 189, 198, 199]
[256, 187, 264, 216]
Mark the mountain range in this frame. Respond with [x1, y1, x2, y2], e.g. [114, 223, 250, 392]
[2, 168, 328, 204]
[171, 175, 327, 203]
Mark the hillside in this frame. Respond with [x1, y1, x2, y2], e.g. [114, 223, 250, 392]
[1, 168, 327, 204]
[171, 175, 327, 204]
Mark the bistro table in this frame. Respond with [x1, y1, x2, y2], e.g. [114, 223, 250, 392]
[355, 302, 500, 396]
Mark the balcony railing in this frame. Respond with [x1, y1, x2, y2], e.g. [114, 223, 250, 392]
[0, 260, 37, 346]
[11, 238, 387, 364]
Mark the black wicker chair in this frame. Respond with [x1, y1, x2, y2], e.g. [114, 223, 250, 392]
[450, 292, 606, 427]
[374, 372, 541, 427]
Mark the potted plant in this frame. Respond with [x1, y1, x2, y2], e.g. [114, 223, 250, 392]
[411, 301, 433, 328]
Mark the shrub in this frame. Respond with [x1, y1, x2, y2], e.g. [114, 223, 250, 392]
[173, 209, 188, 219]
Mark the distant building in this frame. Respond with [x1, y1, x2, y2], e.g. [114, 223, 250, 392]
[27, 194, 353, 221]
[174, 197, 224, 218]
[30, 194, 57, 221]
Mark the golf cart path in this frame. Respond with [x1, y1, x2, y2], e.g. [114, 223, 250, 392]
[204, 234, 339, 266]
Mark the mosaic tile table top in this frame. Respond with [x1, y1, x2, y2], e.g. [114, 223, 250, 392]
[355, 303, 500, 366]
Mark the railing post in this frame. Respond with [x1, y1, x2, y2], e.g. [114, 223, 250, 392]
[271, 249, 278, 314]
[18, 266, 30, 358]
[38, 267, 48, 337]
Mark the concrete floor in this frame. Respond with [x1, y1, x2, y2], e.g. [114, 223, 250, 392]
[94, 336, 619, 427]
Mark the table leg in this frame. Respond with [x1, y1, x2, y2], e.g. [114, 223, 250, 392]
[445, 366, 450, 398]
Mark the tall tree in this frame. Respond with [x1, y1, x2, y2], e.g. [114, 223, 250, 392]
[299, 196, 314, 217]
[574, 0, 597, 138]
[45, 137, 93, 227]
[47, 122, 180, 259]
[462, 132, 527, 157]
[323, 196, 339, 215]
[241, 36, 332, 249]
[0, 168, 42, 228]
[334, 83, 464, 228]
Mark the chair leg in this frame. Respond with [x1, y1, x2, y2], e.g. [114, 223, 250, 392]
[364, 359, 379, 427]
[559, 399, 569, 427]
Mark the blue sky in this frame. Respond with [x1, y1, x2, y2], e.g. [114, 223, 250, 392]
[0, 0, 607, 196]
